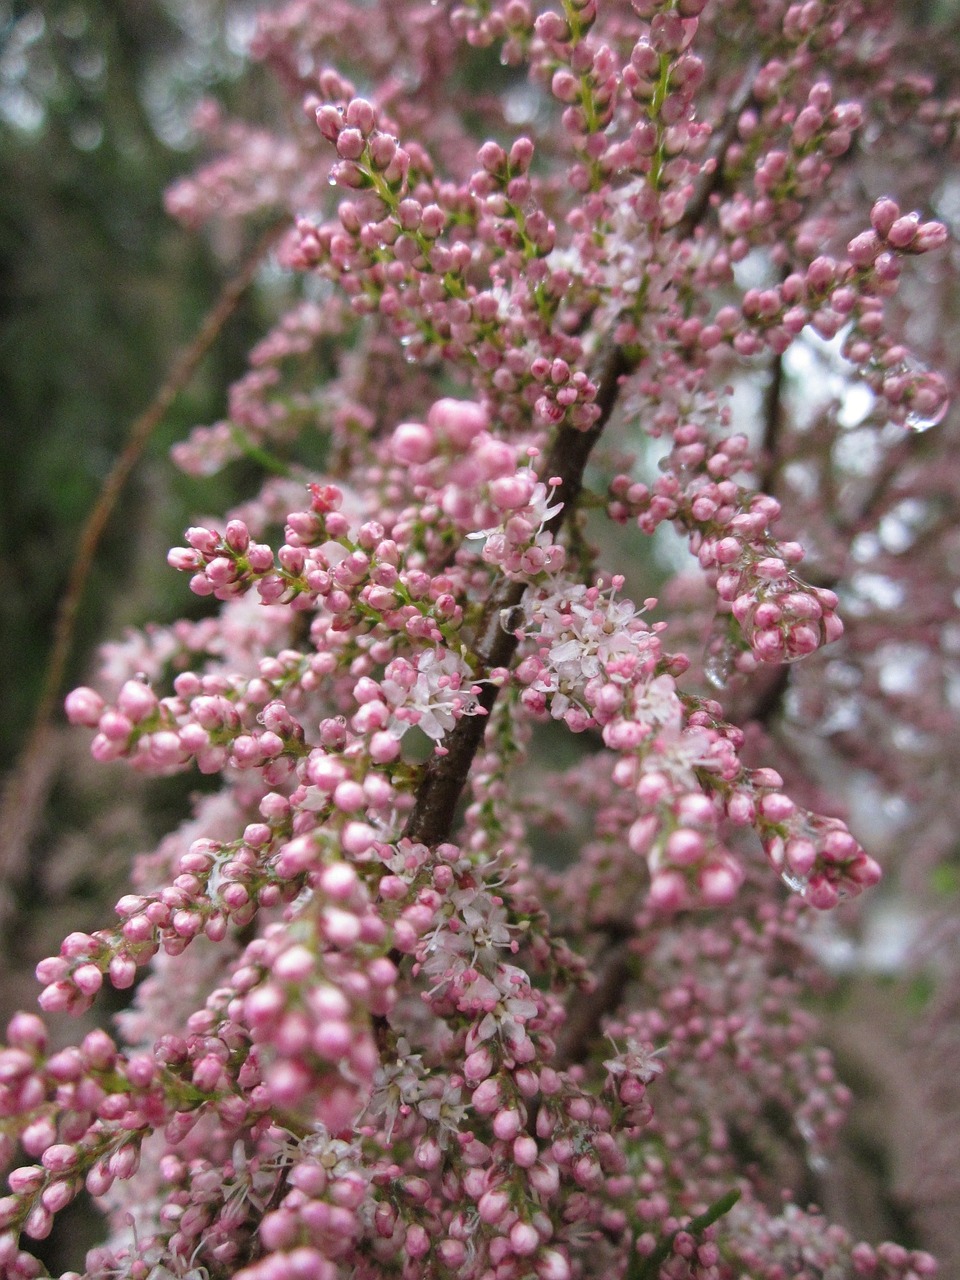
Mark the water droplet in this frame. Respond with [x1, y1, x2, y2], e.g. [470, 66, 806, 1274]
[905, 399, 949, 433]
[703, 616, 742, 689]
[780, 869, 808, 894]
[796, 1116, 830, 1173]
[500, 605, 525, 634]
[704, 646, 734, 690]
[895, 355, 949, 432]
[658, 454, 693, 483]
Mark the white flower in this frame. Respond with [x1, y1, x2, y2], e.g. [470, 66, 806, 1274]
[630, 673, 683, 730]
[645, 722, 717, 786]
[365, 1039, 428, 1140]
[520, 579, 660, 715]
[603, 1036, 666, 1084]
[474, 963, 539, 1046]
[382, 648, 483, 742]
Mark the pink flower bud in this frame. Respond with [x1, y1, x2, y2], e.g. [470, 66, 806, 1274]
[5, 1013, 46, 1053]
[492, 1107, 522, 1140]
[699, 862, 741, 905]
[887, 213, 920, 248]
[64, 687, 105, 726]
[427, 398, 487, 446]
[537, 1248, 572, 1280]
[805, 875, 840, 910]
[472, 1077, 501, 1114]
[414, 1135, 441, 1170]
[665, 828, 705, 866]
[405, 1223, 431, 1257]
[23, 1204, 53, 1239]
[85, 1162, 115, 1197]
[914, 220, 948, 252]
[870, 196, 899, 235]
[315, 104, 343, 141]
[510, 1221, 540, 1255]
[648, 870, 688, 913]
[478, 140, 507, 173]
[847, 230, 880, 266]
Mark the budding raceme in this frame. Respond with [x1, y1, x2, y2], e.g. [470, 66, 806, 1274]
[6, 0, 959, 1276]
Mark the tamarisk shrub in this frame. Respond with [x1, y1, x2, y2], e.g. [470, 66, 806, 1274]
[3, 0, 959, 1276]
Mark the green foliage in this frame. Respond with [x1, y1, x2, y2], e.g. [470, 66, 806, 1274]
[0, 1, 267, 767]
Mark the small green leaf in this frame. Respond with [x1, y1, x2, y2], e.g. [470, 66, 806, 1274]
[627, 1188, 741, 1280]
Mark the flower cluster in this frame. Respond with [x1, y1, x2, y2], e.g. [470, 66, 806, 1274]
[5, 0, 960, 1277]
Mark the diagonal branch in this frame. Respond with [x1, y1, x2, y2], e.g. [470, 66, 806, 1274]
[674, 56, 762, 241]
[0, 220, 288, 891]
[404, 55, 766, 1067]
[553, 932, 634, 1071]
[532, 64, 769, 1069]
[403, 340, 631, 847]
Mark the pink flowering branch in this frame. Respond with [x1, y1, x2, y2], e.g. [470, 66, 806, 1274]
[3, 2, 958, 1278]
[400, 48, 776, 852]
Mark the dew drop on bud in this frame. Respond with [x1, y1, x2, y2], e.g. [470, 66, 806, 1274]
[904, 398, 949, 433]
[704, 643, 734, 690]
[500, 605, 525, 634]
[796, 1115, 830, 1173]
[780, 869, 809, 894]
[703, 615, 742, 689]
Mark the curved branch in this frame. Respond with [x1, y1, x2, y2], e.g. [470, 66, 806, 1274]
[553, 934, 634, 1071]
[0, 220, 288, 889]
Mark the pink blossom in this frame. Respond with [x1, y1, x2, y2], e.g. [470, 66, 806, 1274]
[8, 3, 958, 1278]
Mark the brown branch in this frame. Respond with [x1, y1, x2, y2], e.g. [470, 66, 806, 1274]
[759, 352, 785, 494]
[674, 55, 762, 241]
[0, 220, 288, 889]
[403, 340, 631, 847]
[408, 57, 766, 1072]
[745, 663, 791, 729]
[553, 933, 634, 1071]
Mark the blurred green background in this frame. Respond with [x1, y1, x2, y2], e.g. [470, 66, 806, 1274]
[0, 0, 272, 773]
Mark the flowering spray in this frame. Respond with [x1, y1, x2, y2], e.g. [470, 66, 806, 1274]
[2, 0, 958, 1276]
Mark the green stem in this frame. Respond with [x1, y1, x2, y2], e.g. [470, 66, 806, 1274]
[628, 1188, 741, 1280]
[229, 427, 295, 477]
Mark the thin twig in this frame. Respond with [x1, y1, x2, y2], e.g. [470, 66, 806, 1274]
[0, 219, 288, 888]
[674, 56, 761, 241]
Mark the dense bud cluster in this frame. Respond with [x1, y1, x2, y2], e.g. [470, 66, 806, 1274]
[4, 0, 960, 1277]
